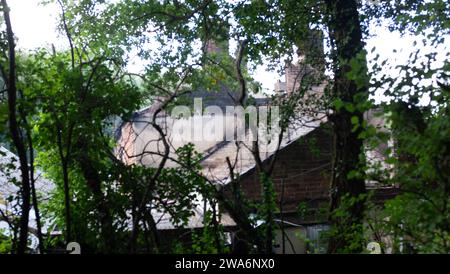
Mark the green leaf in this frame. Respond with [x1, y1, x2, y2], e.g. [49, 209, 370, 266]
[333, 99, 344, 110]
[344, 103, 356, 113]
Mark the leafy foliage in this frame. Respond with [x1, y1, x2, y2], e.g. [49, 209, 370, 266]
[1, 0, 449, 254]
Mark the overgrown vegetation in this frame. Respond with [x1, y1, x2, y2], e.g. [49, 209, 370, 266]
[0, 0, 448, 254]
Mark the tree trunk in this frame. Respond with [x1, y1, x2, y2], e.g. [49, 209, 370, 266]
[2, 0, 32, 254]
[62, 160, 72, 243]
[77, 137, 116, 253]
[325, 0, 368, 253]
[27, 128, 44, 253]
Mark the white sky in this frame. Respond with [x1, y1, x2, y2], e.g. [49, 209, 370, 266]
[7, 0, 449, 97]
[8, 0, 60, 49]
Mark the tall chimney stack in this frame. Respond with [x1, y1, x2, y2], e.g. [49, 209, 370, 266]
[204, 21, 230, 56]
[275, 29, 325, 95]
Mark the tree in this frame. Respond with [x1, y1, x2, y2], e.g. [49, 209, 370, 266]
[0, 0, 32, 254]
[324, 0, 369, 253]
[54, 0, 369, 253]
[362, 0, 450, 253]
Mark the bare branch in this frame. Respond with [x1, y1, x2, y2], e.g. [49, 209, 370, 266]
[57, 0, 75, 70]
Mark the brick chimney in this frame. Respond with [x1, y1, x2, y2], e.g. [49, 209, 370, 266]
[275, 29, 325, 95]
[297, 29, 325, 73]
[204, 22, 230, 56]
[205, 39, 229, 55]
[285, 62, 302, 95]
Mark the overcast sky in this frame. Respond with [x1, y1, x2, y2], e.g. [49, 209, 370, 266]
[7, 0, 449, 98]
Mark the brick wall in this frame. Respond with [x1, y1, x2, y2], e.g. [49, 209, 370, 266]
[236, 125, 333, 213]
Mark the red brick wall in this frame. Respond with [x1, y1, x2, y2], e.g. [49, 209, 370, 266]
[238, 126, 332, 213]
